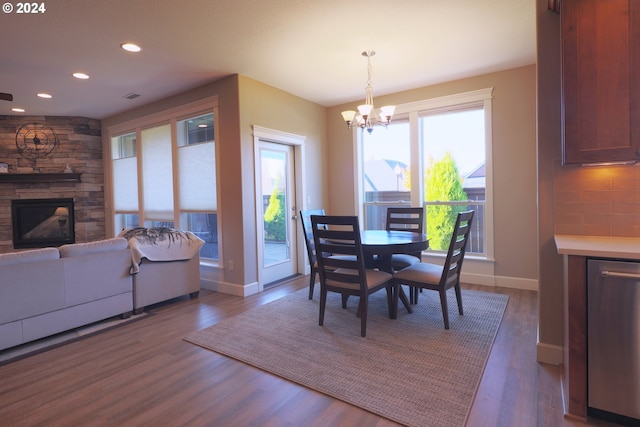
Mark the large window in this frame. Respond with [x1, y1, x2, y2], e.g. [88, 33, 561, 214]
[109, 98, 219, 261]
[360, 88, 492, 258]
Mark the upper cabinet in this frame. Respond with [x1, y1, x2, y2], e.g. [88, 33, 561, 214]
[561, 0, 640, 165]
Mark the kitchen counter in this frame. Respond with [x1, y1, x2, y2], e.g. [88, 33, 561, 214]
[555, 234, 640, 260]
[555, 234, 640, 421]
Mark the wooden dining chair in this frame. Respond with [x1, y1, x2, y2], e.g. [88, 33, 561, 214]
[311, 215, 397, 337]
[392, 210, 474, 329]
[299, 209, 326, 299]
[386, 207, 424, 271]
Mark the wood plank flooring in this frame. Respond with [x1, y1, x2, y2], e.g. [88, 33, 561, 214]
[0, 277, 617, 426]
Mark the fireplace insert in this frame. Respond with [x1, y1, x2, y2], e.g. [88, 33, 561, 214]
[12, 198, 75, 249]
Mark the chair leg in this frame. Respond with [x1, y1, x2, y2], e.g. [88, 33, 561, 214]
[410, 286, 419, 304]
[388, 284, 399, 319]
[308, 270, 316, 300]
[454, 283, 464, 315]
[360, 294, 368, 337]
[439, 288, 450, 329]
[319, 286, 327, 326]
[342, 294, 349, 309]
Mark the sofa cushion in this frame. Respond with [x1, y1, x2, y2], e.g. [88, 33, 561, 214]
[0, 247, 59, 267]
[59, 237, 128, 258]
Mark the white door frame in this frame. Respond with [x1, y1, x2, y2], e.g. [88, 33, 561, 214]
[253, 125, 306, 290]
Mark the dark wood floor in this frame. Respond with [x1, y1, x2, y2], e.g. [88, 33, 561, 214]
[0, 276, 617, 426]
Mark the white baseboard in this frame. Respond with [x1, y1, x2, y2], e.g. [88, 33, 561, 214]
[200, 277, 259, 297]
[536, 341, 563, 365]
[461, 272, 539, 291]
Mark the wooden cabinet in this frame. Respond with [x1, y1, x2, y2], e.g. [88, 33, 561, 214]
[561, 0, 640, 164]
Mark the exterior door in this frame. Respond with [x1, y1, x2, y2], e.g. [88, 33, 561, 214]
[256, 140, 297, 286]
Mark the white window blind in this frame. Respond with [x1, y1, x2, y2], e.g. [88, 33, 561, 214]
[141, 124, 174, 219]
[179, 141, 216, 211]
[113, 157, 138, 211]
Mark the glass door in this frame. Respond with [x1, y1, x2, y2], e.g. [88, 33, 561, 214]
[256, 140, 296, 286]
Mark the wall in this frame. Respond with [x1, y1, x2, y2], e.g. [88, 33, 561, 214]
[536, 0, 565, 363]
[326, 65, 539, 289]
[237, 75, 328, 288]
[0, 116, 105, 253]
[101, 75, 327, 295]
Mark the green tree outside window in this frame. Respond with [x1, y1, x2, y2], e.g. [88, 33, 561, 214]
[264, 187, 286, 241]
[425, 152, 468, 250]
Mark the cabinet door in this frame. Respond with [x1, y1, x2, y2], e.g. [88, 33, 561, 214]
[562, 0, 640, 165]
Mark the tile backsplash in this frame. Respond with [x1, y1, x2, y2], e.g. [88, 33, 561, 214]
[554, 160, 640, 237]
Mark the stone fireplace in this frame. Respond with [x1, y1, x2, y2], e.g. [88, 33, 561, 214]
[11, 198, 75, 248]
[0, 116, 106, 253]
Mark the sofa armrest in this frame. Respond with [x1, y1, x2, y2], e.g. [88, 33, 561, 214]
[59, 237, 128, 258]
[0, 247, 59, 267]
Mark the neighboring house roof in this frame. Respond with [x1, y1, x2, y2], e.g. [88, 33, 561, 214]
[364, 159, 486, 192]
[364, 159, 408, 192]
[462, 163, 486, 189]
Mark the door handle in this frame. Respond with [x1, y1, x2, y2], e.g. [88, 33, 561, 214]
[601, 270, 640, 279]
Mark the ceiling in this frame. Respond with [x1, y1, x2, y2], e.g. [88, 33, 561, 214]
[0, 0, 536, 120]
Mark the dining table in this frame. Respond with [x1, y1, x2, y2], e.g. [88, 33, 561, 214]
[360, 229, 429, 314]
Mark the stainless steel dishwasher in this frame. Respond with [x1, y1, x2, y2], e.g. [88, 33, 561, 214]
[587, 259, 640, 425]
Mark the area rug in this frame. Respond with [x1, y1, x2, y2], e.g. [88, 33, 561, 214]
[185, 288, 509, 427]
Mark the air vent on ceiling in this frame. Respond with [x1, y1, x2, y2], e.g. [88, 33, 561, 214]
[124, 92, 141, 100]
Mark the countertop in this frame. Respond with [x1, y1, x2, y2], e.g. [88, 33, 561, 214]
[555, 234, 640, 259]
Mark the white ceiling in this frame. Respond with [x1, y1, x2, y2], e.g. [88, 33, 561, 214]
[0, 0, 536, 120]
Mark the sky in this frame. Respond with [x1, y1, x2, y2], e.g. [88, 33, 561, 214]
[361, 109, 485, 177]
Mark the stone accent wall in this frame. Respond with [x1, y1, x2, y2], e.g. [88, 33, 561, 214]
[0, 116, 105, 253]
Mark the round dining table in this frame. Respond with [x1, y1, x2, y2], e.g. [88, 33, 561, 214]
[360, 230, 429, 314]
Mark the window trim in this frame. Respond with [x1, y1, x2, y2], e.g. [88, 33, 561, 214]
[356, 88, 494, 262]
[106, 96, 221, 263]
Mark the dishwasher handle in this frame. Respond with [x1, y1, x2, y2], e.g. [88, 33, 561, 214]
[601, 270, 640, 280]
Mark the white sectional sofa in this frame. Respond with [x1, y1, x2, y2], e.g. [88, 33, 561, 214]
[0, 238, 134, 351]
[118, 227, 204, 314]
[133, 255, 201, 314]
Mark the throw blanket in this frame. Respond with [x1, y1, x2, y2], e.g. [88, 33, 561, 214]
[118, 227, 205, 274]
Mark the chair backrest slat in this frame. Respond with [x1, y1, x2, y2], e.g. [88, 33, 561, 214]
[300, 209, 325, 266]
[440, 210, 475, 286]
[311, 215, 367, 290]
[386, 207, 424, 233]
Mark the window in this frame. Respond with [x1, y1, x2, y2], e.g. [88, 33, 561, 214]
[421, 108, 486, 254]
[360, 88, 492, 258]
[109, 98, 220, 261]
[177, 113, 217, 260]
[111, 132, 139, 232]
[362, 120, 411, 230]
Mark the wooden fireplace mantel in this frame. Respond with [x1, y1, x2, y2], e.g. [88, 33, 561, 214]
[0, 173, 81, 183]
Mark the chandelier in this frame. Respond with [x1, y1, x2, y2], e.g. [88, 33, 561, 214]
[341, 50, 395, 134]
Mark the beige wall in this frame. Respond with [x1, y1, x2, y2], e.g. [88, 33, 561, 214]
[537, 0, 564, 357]
[101, 74, 327, 293]
[236, 75, 328, 286]
[326, 65, 539, 286]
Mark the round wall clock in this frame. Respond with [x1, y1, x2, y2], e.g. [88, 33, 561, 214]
[15, 122, 59, 159]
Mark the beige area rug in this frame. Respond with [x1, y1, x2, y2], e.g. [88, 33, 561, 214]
[185, 288, 509, 427]
[0, 312, 149, 366]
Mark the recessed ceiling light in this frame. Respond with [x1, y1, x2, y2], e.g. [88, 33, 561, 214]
[121, 43, 142, 53]
[72, 72, 90, 79]
[37, 93, 52, 99]
[11, 107, 25, 113]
